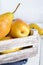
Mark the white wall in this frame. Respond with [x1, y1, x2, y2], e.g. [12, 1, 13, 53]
[0, 0, 43, 23]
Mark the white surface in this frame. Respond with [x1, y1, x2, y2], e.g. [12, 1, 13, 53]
[39, 37, 43, 65]
[25, 37, 43, 65]
[26, 55, 40, 65]
[25, 37, 41, 65]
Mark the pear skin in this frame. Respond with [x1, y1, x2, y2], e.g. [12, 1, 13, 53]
[10, 19, 30, 38]
[0, 12, 14, 39]
[29, 23, 43, 35]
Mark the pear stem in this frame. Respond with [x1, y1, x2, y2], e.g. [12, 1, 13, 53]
[12, 3, 20, 14]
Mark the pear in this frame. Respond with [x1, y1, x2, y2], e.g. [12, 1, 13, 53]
[0, 3, 20, 39]
[10, 19, 30, 38]
[0, 12, 14, 39]
[29, 23, 43, 35]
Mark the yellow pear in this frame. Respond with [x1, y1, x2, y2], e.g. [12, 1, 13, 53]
[0, 3, 20, 39]
[29, 23, 43, 35]
[0, 12, 14, 39]
[10, 19, 30, 38]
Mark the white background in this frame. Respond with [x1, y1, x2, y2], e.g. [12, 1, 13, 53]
[0, 0, 43, 65]
[0, 0, 43, 23]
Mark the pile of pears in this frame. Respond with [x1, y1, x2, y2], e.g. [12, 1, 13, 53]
[0, 3, 43, 41]
[0, 3, 31, 41]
